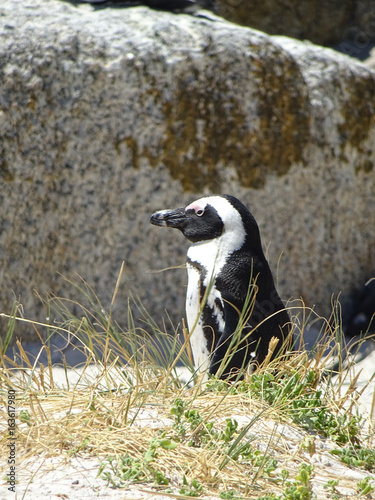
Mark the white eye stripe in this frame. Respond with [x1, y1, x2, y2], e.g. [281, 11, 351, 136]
[185, 201, 206, 216]
[187, 195, 246, 254]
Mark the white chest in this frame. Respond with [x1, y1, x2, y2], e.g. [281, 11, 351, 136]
[185, 263, 210, 372]
[185, 240, 228, 373]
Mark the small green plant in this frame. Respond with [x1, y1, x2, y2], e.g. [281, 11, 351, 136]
[171, 399, 238, 448]
[68, 436, 91, 455]
[150, 468, 169, 486]
[179, 475, 203, 497]
[301, 436, 315, 456]
[171, 402, 217, 446]
[282, 463, 314, 500]
[220, 418, 239, 443]
[235, 446, 278, 477]
[98, 435, 177, 487]
[281, 469, 290, 484]
[184, 408, 213, 446]
[219, 489, 241, 499]
[245, 471, 317, 500]
[249, 369, 362, 445]
[171, 397, 186, 425]
[144, 436, 178, 462]
[331, 446, 375, 472]
[323, 478, 340, 499]
[19, 409, 33, 426]
[98, 455, 146, 487]
[357, 476, 374, 497]
[170, 398, 278, 483]
[171, 397, 188, 438]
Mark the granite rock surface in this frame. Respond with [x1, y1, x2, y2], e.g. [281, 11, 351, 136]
[0, 0, 374, 341]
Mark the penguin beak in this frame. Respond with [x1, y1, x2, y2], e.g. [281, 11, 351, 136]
[150, 207, 187, 228]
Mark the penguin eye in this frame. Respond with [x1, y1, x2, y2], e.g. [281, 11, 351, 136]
[196, 209, 204, 217]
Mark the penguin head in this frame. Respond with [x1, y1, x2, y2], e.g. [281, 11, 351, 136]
[150, 194, 260, 247]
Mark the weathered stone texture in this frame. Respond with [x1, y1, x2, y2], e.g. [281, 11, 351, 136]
[0, 0, 374, 340]
[212, 0, 375, 47]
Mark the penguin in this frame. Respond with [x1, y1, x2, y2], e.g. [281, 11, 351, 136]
[344, 278, 375, 339]
[150, 194, 291, 380]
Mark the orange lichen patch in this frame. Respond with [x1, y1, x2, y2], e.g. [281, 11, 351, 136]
[156, 51, 311, 191]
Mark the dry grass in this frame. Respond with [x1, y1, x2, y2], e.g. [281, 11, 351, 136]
[1, 269, 374, 498]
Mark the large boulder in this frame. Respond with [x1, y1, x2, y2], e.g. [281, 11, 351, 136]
[211, 0, 375, 47]
[212, 0, 350, 45]
[0, 0, 374, 342]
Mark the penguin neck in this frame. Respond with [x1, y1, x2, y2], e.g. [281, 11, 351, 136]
[187, 227, 245, 277]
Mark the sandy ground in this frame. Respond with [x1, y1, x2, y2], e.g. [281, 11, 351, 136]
[9, 421, 375, 500]
[1, 349, 375, 500]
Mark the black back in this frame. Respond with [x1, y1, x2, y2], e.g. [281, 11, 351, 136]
[208, 195, 291, 379]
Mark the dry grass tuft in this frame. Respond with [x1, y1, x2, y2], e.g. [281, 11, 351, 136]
[1, 269, 374, 498]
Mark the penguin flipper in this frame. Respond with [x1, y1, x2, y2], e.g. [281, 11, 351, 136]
[208, 302, 253, 380]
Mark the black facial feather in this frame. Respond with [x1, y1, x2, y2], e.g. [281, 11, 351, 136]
[182, 205, 224, 243]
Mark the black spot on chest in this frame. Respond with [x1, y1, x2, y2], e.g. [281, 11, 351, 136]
[200, 304, 221, 353]
[215, 296, 224, 315]
[187, 257, 208, 302]
[187, 257, 224, 353]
